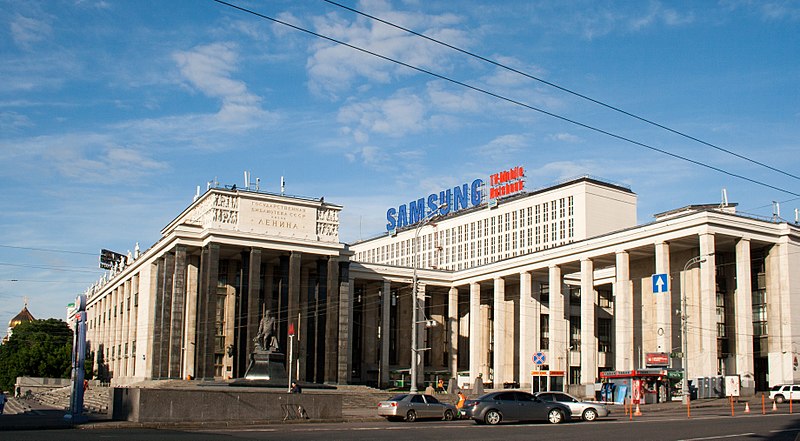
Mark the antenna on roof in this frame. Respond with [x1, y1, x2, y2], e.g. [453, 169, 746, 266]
[193, 185, 200, 202]
[720, 188, 728, 207]
[795, 208, 799, 224]
[772, 201, 781, 221]
[256, 177, 260, 192]
[281, 176, 285, 195]
[244, 171, 249, 190]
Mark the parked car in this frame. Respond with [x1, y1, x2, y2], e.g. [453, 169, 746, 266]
[377, 393, 458, 422]
[461, 391, 572, 425]
[534, 391, 610, 421]
[770, 384, 800, 403]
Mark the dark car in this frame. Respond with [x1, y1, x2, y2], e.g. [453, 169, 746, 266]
[462, 391, 572, 425]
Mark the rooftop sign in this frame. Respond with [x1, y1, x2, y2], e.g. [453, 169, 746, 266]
[385, 165, 525, 232]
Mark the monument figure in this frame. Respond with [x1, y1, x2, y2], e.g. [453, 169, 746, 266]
[255, 308, 279, 352]
[241, 304, 287, 384]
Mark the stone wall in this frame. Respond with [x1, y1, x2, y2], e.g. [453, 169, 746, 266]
[112, 388, 341, 423]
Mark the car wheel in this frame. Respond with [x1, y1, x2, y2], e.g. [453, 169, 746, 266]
[443, 409, 454, 421]
[582, 408, 598, 421]
[484, 409, 502, 425]
[776, 395, 785, 404]
[406, 410, 417, 422]
[548, 409, 564, 424]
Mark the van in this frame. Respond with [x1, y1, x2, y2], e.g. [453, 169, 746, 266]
[769, 384, 800, 403]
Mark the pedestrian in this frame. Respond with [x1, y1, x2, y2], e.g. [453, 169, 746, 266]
[456, 391, 466, 409]
[15, 386, 20, 398]
[437, 378, 445, 393]
[290, 381, 302, 394]
[474, 373, 484, 395]
[0, 390, 7, 415]
[83, 379, 89, 392]
[425, 383, 436, 395]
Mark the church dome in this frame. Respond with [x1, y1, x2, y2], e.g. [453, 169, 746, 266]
[8, 306, 35, 329]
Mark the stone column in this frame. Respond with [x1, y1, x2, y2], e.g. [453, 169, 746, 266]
[381, 280, 392, 387]
[121, 281, 130, 378]
[246, 248, 261, 356]
[150, 257, 165, 379]
[766, 243, 791, 383]
[169, 245, 187, 379]
[734, 238, 754, 390]
[492, 277, 508, 385]
[615, 251, 633, 370]
[183, 257, 199, 379]
[469, 282, 481, 380]
[580, 258, 597, 384]
[287, 252, 302, 381]
[337, 263, 352, 384]
[298, 265, 310, 380]
[698, 233, 717, 376]
[415, 283, 426, 387]
[518, 272, 534, 387]
[654, 242, 672, 353]
[325, 257, 340, 383]
[199, 243, 220, 380]
[158, 251, 175, 379]
[548, 265, 566, 372]
[448, 286, 459, 378]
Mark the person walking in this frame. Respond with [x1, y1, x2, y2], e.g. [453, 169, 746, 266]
[0, 390, 7, 415]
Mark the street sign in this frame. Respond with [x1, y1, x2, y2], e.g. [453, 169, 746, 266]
[652, 273, 668, 293]
[532, 352, 546, 365]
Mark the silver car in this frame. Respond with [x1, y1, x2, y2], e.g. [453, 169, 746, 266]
[534, 391, 610, 421]
[377, 393, 458, 422]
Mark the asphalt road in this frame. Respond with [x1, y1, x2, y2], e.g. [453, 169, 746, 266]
[3, 412, 800, 441]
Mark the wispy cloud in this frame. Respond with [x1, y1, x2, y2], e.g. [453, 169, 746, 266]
[172, 42, 277, 130]
[10, 14, 53, 49]
[720, 0, 800, 21]
[473, 134, 529, 157]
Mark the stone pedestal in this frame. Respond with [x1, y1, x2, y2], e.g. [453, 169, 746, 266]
[243, 351, 287, 382]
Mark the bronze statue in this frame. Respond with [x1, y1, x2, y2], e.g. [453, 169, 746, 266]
[255, 307, 279, 352]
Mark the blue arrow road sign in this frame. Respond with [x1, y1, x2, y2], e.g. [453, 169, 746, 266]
[652, 273, 668, 293]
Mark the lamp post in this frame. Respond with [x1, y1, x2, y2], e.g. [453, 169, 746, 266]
[681, 254, 712, 404]
[410, 203, 446, 393]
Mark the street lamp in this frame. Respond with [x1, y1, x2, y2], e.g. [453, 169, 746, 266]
[681, 253, 712, 404]
[410, 203, 447, 393]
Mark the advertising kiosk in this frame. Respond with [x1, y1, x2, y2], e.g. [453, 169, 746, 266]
[599, 369, 677, 404]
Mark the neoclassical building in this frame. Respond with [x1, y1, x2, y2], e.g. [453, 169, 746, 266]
[83, 176, 800, 396]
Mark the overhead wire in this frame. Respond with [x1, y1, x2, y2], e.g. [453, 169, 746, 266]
[321, 0, 800, 183]
[211, 0, 800, 198]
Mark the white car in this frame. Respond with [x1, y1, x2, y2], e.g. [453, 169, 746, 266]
[770, 384, 800, 403]
[534, 391, 610, 421]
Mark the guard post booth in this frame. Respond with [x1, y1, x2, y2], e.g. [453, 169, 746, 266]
[530, 370, 566, 394]
[599, 369, 674, 404]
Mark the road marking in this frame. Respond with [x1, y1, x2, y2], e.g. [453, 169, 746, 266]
[677, 434, 755, 441]
[770, 429, 800, 433]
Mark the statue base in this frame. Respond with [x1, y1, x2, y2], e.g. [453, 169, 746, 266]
[242, 350, 287, 382]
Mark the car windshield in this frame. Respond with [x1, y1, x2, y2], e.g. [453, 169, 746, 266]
[389, 394, 408, 401]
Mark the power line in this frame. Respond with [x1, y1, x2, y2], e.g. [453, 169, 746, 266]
[211, 0, 800, 199]
[0, 244, 97, 256]
[321, 0, 800, 183]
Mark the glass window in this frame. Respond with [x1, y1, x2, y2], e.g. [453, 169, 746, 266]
[411, 395, 425, 403]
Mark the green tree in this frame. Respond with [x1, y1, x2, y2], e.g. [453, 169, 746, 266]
[0, 319, 74, 391]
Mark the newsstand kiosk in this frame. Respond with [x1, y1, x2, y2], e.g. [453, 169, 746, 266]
[599, 369, 675, 404]
[529, 370, 566, 394]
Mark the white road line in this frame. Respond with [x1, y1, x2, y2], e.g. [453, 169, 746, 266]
[677, 434, 755, 441]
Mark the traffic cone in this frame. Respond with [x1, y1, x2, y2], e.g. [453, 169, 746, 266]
[634, 403, 642, 416]
[773, 401, 778, 412]
[744, 402, 750, 413]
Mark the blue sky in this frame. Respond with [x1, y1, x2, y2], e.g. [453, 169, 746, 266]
[1, 0, 798, 322]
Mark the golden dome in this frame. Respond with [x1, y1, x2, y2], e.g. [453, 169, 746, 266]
[8, 306, 35, 329]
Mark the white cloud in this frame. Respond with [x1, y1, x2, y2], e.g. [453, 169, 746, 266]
[548, 132, 582, 143]
[10, 14, 53, 49]
[338, 91, 427, 139]
[305, 3, 469, 98]
[172, 42, 276, 130]
[473, 134, 529, 157]
[0, 111, 33, 131]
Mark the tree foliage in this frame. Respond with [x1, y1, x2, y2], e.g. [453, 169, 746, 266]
[0, 319, 73, 391]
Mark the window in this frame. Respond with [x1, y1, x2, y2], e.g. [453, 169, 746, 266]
[597, 289, 612, 308]
[569, 287, 581, 306]
[540, 283, 549, 305]
[540, 314, 549, 350]
[598, 318, 612, 352]
[569, 315, 581, 351]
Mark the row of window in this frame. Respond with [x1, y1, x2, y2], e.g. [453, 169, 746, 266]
[357, 197, 576, 269]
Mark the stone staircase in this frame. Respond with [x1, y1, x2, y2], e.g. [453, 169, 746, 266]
[333, 385, 461, 410]
[4, 397, 35, 415]
[33, 384, 111, 415]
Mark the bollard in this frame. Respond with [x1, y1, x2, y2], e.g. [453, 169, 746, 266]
[773, 400, 778, 412]
[634, 403, 642, 416]
[687, 399, 691, 419]
[730, 395, 734, 417]
[762, 393, 766, 415]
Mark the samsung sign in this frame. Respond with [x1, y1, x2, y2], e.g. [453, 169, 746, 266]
[385, 166, 525, 232]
